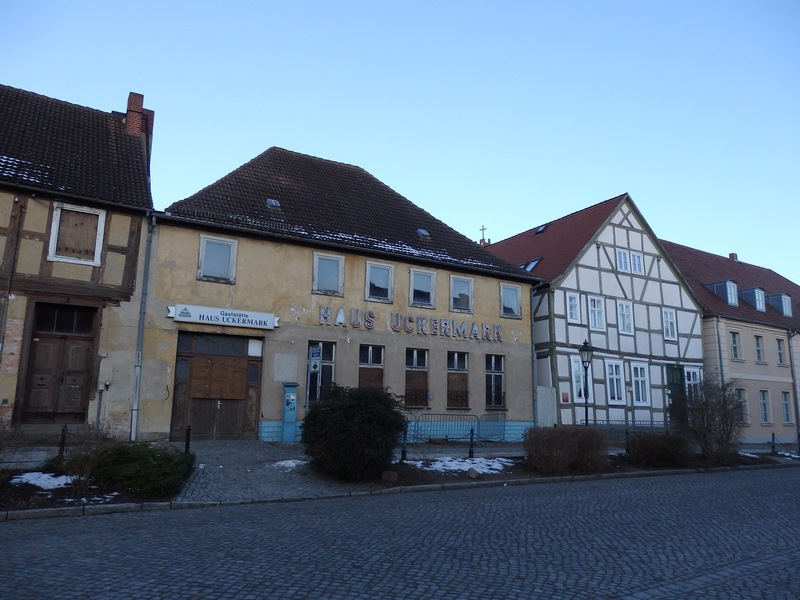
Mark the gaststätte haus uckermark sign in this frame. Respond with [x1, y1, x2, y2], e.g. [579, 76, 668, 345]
[167, 304, 280, 330]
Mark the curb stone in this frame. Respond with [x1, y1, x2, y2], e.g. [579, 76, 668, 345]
[2, 458, 797, 522]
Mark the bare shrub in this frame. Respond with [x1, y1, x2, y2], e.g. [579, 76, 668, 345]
[679, 378, 742, 465]
[524, 426, 607, 474]
[627, 432, 691, 468]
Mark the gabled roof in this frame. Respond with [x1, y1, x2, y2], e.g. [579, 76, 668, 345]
[661, 240, 800, 331]
[486, 194, 626, 281]
[0, 84, 153, 210]
[166, 147, 540, 282]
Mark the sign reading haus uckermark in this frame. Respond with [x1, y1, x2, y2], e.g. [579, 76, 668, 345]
[167, 304, 279, 330]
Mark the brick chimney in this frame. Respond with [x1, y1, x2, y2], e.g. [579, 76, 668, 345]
[729, 253, 739, 262]
[124, 92, 154, 171]
[125, 92, 145, 134]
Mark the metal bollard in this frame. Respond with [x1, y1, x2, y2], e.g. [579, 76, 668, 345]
[401, 425, 407, 462]
[58, 424, 67, 458]
[771, 432, 776, 455]
[469, 427, 474, 459]
[185, 425, 191, 453]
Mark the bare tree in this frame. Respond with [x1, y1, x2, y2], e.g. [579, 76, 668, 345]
[684, 378, 742, 464]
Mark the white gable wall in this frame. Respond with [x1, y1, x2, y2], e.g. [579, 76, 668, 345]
[533, 198, 704, 428]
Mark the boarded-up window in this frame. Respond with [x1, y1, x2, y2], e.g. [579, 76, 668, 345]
[56, 210, 99, 260]
[447, 351, 469, 408]
[49, 203, 106, 266]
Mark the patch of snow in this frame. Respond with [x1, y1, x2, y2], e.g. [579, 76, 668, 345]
[404, 456, 515, 474]
[777, 451, 800, 460]
[10, 472, 75, 489]
[739, 452, 759, 459]
[273, 459, 307, 471]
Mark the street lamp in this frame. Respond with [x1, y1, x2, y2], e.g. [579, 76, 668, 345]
[579, 340, 594, 426]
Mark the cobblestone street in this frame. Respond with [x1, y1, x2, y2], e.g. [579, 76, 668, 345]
[2, 466, 799, 599]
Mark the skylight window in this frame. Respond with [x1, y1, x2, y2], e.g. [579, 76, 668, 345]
[416, 228, 431, 239]
[535, 224, 548, 235]
[522, 258, 540, 272]
[266, 198, 281, 208]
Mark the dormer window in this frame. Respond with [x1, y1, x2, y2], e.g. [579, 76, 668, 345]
[739, 287, 766, 312]
[726, 281, 738, 306]
[767, 293, 793, 317]
[705, 280, 739, 306]
[755, 289, 765, 311]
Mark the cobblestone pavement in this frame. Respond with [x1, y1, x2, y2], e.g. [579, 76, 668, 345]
[173, 440, 527, 505]
[2, 462, 799, 599]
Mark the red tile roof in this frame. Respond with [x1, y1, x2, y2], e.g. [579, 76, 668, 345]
[661, 240, 800, 331]
[486, 194, 626, 281]
[166, 147, 540, 282]
[0, 84, 153, 210]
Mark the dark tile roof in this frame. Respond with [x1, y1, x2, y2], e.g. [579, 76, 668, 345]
[486, 194, 626, 281]
[0, 84, 152, 210]
[166, 147, 540, 282]
[661, 240, 800, 331]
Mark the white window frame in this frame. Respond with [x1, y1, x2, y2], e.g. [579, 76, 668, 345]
[755, 335, 765, 363]
[631, 362, 650, 405]
[605, 360, 625, 405]
[365, 261, 394, 303]
[313, 252, 344, 296]
[685, 367, 702, 400]
[663, 308, 677, 341]
[759, 390, 770, 424]
[198, 234, 237, 283]
[409, 268, 435, 308]
[500, 283, 522, 319]
[782, 295, 792, 317]
[616, 249, 629, 272]
[617, 300, 634, 335]
[782, 391, 792, 424]
[48, 202, 106, 267]
[735, 388, 749, 425]
[630, 252, 644, 275]
[726, 281, 738, 306]
[755, 289, 765, 312]
[730, 331, 741, 360]
[570, 355, 591, 404]
[777, 339, 786, 365]
[589, 296, 606, 331]
[450, 275, 474, 313]
[566, 292, 581, 324]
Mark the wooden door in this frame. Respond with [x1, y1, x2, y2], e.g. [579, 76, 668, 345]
[24, 304, 95, 423]
[170, 333, 261, 441]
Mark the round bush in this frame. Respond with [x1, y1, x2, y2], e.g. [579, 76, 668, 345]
[301, 384, 407, 481]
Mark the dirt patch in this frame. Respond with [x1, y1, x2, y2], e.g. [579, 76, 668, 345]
[0, 452, 782, 512]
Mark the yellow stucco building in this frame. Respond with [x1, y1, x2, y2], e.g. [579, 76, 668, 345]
[137, 147, 541, 443]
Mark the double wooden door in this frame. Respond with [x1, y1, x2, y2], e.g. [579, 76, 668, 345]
[170, 333, 261, 441]
[23, 304, 96, 423]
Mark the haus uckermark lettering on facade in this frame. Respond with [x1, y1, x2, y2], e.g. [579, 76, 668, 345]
[168, 304, 280, 330]
[318, 305, 504, 342]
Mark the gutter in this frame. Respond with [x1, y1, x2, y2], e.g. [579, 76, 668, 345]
[789, 330, 800, 453]
[714, 316, 725, 382]
[529, 280, 550, 427]
[130, 211, 156, 442]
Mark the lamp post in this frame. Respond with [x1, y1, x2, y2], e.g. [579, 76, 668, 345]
[579, 340, 594, 426]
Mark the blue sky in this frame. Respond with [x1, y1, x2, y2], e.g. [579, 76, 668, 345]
[4, 1, 799, 283]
